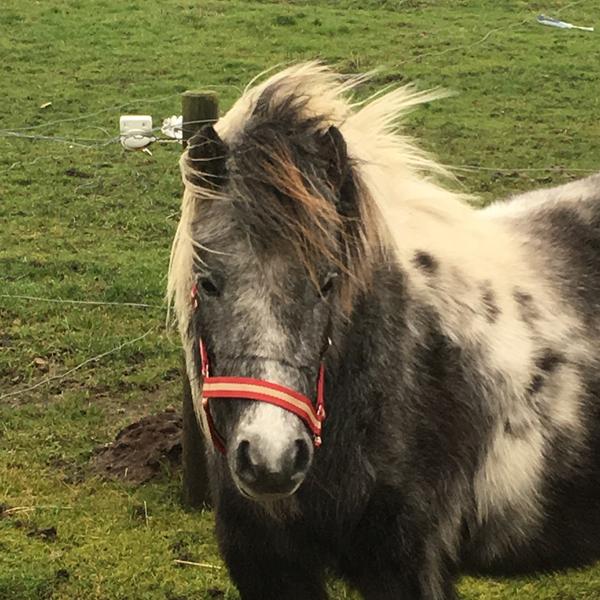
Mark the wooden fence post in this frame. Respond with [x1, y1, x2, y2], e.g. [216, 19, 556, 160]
[180, 91, 219, 509]
[181, 91, 219, 146]
[181, 361, 211, 509]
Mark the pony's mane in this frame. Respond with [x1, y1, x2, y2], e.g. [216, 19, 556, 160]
[168, 62, 468, 331]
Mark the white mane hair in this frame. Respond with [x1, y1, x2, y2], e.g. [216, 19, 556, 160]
[167, 64, 595, 548]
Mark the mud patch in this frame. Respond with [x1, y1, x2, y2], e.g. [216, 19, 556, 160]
[65, 167, 92, 178]
[27, 525, 57, 542]
[89, 409, 183, 484]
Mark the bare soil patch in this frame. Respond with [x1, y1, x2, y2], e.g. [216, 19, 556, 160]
[90, 409, 182, 484]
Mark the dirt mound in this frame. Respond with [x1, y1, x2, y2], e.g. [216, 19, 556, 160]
[90, 409, 183, 484]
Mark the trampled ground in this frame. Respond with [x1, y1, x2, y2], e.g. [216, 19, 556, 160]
[2, 1, 600, 598]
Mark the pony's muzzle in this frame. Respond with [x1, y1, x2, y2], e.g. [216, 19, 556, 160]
[232, 434, 312, 499]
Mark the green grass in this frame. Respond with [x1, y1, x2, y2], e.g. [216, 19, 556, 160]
[1, 0, 600, 598]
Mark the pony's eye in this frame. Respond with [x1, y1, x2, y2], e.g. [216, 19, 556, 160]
[199, 277, 220, 297]
[320, 273, 338, 297]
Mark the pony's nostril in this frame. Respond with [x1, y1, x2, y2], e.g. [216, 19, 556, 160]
[236, 439, 256, 482]
[293, 438, 310, 474]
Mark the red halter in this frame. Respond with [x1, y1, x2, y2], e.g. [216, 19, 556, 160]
[192, 286, 327, 454]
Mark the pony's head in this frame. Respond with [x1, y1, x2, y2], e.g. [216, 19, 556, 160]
[169, 63, 450, 501]
[182, 84, 379, 501]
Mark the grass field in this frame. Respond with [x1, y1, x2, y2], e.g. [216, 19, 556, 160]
[2, 0, 600, 598]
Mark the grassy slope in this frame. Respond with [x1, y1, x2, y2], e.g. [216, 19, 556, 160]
[1, 0, 600, 598]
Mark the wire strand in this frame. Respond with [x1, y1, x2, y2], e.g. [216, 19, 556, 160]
[0, 294, 164, 309]
[448, 164, 596, 174]
[0, 327, 157, 402]
[0, 131, 120, 148]
[0, 118, 222, 150]
[397, 0, 588, 67]
[0, 83, 243, 135]
[398, 16, 531, 66]
[0, 93, 182, 134]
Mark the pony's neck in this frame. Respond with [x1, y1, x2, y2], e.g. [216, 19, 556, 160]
[352, 141, 528, 304]
[369, 174, 533, 345]
[345, 186, 542, 407]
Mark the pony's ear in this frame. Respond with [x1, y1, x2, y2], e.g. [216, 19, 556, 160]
[321, 125, 350, 193]
[321, 126, 358, 217]
[185, 125, 228, 190]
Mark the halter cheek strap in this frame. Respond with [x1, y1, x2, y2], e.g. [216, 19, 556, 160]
[192, 286, 327, 454]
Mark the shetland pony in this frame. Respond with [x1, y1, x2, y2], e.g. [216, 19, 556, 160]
[168, 63, 600, 599]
